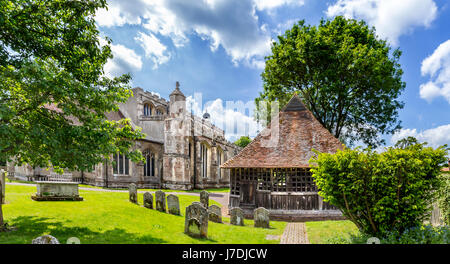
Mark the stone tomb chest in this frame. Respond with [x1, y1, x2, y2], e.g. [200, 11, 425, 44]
[32, 181, 83, 201]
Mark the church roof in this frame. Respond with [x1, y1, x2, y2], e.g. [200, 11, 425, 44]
[221, 94, 343, 168]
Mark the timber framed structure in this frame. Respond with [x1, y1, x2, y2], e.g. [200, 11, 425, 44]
[222, 94, 345, 221]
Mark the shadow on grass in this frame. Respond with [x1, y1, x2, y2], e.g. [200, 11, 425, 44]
[1, 216, 167, 244]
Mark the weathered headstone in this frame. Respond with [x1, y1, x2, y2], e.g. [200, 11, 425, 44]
[230, 207, 244, 226]
[143, 192, 153, 209]
[254, 207, 270, 228]
[32, 235, 60, 244]
[208, 204, 222, 223]
[167, 194, 180, 215]
[129, 183, 138, 204]
[1, 169, 6, 204]
[200, 190, 209, 208]
[184, 202, 208, 238]
[32, 181, 83, 201]
[155, 190, 166, 212]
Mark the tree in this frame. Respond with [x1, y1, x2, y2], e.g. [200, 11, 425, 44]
[256, 16, 405, 147]
[0, 1, 144, 227]
[234, 136, 252, 148]
[309, 143, 448, 237]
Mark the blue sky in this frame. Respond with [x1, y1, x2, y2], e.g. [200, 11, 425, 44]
[95, 0, 450, 147]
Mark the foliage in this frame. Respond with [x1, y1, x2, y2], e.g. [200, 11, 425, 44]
[394, 136, 420, 149]
[327, 225, 450, 244]
[234, 136, 252, 148]
[0, 0, 144, 173]
[1, 185, 286, 244]
[256, 16, 405, 147]
[437, 172, 450, 225]
[309, 142, 448, 237]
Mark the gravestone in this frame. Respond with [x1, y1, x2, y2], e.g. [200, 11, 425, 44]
[208, 205, 222, 223]
[32, 235, 60, 244]
[184, 202, 208, 238]
[155, 190, 166, 212]
[254, 207, 270, 228]
[167, 194, 180, 215]
[143, 192, 153, 209]
[129, 183, 138, 204]
[230, 207, 245, 226]
[32, 181, 83, 201]
[200, 190, 209, 208]
[0, 169, 5, 204]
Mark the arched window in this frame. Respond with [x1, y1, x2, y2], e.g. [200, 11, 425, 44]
[113, 153, 129, 175]
[156, 108, 164, 115]
[143, 103, 152, 116]
[217, 148, 224, 179]
[201, 143, 209, 178]
[143, 150, 156, 177]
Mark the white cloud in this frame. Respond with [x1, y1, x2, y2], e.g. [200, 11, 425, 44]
[186, 95, 260, 141]
[95, 0, 280, 68]
[420, 39, 450, 103]
[254, 0, 304, 10]
[391, 124, 450, 148]
[135, 32, 171, 69]
[100, 40, 143, 78]
[326, 0, 438, 45]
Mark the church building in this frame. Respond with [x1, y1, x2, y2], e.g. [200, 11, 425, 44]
[9, 82, 240, 190]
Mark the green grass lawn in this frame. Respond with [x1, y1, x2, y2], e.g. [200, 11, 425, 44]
[1, 184, 285, 244]
[305, 220, 359, 244]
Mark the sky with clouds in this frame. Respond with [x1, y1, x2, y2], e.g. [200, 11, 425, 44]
[95, 0, 450, 148]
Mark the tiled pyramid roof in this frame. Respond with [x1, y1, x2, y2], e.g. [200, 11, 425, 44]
[221, 94, 343, 168]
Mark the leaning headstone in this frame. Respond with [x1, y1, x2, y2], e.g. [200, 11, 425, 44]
[208, 205, 222, 223]
[155, 190, 166, 212]
[230, 207, 245, 226]
[143, 192, 153, 209]
[1, 169, 6, 204]
[254, 207, 270, 228]
[185, 202, 208, 238]
[167, 194, 180, 215]
[129, 183, 137, 204]
[200, 190, 209, 208]
[32, 235, 60, 244]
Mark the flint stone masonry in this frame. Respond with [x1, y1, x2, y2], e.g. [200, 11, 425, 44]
[0, 169, 5, 204]
[185, 202, 208, 238]
[32, 235, 60, 244]
[31, 181, 83, 201]
[254, 207, 270, 228]
[129, 183, 138, 204]
[143, 192, 153, 209]
[155, 190, 166, 212]
[230, 207, 244, 226]
[167, 194, 180, 215]
[208, 205, 222, 223]
[200, 190, 209, 208]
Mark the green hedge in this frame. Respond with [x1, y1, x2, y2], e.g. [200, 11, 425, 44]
[310, 143, 448, 237]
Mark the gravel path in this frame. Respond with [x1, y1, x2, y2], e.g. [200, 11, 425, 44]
[280, 223, 309, 244]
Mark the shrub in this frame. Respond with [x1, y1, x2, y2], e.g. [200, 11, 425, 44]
[437, 172, 450, 225]
[327, 225, 450, 244]
[310, 143, 448, 237]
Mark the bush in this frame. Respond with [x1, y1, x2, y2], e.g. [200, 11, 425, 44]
[327, 225, 450, 244]
[437, 173, 450, 225]
[310, 143, 448, 237]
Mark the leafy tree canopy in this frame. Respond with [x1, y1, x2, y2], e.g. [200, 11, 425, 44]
[234, 136, 252, 148]
[0, 0, 144, 172]
[256, 16, 405, 147]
